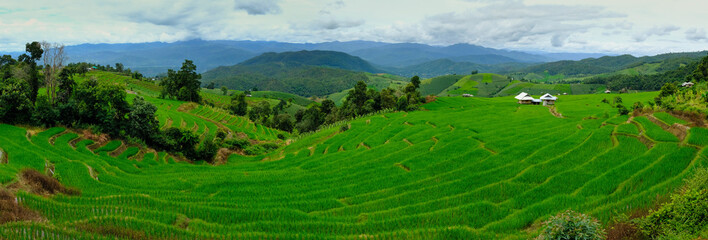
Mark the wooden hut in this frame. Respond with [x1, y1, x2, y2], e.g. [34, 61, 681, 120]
[540, 93, 558, 106]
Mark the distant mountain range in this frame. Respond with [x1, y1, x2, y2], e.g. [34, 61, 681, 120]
[0, 40, 611, 76]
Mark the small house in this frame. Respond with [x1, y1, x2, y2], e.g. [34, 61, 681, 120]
[462, 94, 473, 97]
[246, 94, 252, 97]
[604, 89, 611, 94]
[540, 93, 558, 106]
[682, 82, 694, 88]
[515, 92, 538, 105]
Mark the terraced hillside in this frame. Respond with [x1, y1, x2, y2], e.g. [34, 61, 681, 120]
[1, 92, 707, 239]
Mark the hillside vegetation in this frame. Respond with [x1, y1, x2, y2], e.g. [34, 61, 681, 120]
[201, 51, 379, 96]
[2, 90, 706, 239]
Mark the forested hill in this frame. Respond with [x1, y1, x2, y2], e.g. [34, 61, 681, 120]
[518, 51, 708, 76]
[201, 63, 368, 97]
[240, 50, 382, 73]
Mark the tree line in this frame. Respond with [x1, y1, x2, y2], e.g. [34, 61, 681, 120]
[227, 76, 426, 134]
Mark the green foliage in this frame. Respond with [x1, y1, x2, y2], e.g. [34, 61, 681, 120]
[220, 86, 228, 95]
[127, 97, 160, 142]
[0, 78, 33, 124]
[159, 60, 201, 102]
[689, 54, 708, 82]
[229, 93, 248, 116]
[639, 168, 708, 238]
[72, 78, 130, 136]
[537, 210, 605, 240]
[201, 60, 370, 97]
[248, 101, 271, 123]
[617, 105, 630, 115]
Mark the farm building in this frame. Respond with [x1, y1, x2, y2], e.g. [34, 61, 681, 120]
[682, 82, 694, 87]
[605, 89, 611, 94]
[514, 92, 540, 105]
[462, 94, 473, 97]
[540, 93, 558, 106]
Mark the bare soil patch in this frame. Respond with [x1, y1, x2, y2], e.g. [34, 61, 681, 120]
[10, 169, 80, 196]
[0, 189, 43, 224]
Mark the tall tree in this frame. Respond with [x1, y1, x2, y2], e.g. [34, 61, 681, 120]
[17, 42, 43, 103]
[160, 59, 202, 102]
[410, 76, 421, 89]
[221, 86, 228, 95]
[0, 78, 33, 124]
[691, 55, 708, 82]
[229, 93, 248, 116]
[41, 42, 67, 105]
[115, 63, 124, 73]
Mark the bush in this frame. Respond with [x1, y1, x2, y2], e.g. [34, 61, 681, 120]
[224, 138, 250, 150]
[340, 124, 349, 132]
[618, 105, 630, 115]
[259, 143, 279, 151]
[537, 210, 605, 240]
[244, 145, 265, 155]
[639, 168, 708, 238]
[277, 133, 285, 140]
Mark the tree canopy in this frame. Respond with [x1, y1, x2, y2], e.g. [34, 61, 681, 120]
[160, 59, 202, 102]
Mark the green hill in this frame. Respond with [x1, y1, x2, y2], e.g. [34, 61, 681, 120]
[201, 51, 383, 97]
[516, 51, 708, 78]
[201, 63, 369, 97]
[2, 90, 706, 239]
[240, 50, 381, 73]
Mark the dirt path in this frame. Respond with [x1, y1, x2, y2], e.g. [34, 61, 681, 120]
[547, 106, 564, 118]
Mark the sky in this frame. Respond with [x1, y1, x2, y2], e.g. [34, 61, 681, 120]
[1, 0, 707, 55]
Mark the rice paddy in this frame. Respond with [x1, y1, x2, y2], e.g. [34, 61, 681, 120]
[0, 91, 706, 239]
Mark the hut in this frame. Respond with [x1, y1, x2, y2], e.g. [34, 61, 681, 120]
[604, 89, 611, 94]
[462, 94, 473, 97]
[681, 82, 694, 88]
[540, 93, 558, 106]
[515, 92, 538, 105]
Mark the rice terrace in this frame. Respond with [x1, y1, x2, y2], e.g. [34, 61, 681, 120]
[2, 1, 708, 239]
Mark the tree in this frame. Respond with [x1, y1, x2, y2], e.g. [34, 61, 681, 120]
[115, 63, 124, 73]
[220, 86, 228, 95]
[380, 88, 396, 109]
[229, 93, 248, 116]
[272, 114, 294, 132]
[320, 99, 336, 115]
[73, 79, 130, 136]
[0, 78, 33, 124]
[127, 97, 160, 141]
[206, 82, 215, 90]
[248, 101, 271, 123]
[410, 76, 421, 89]
[690, 54, 708, 82]
[56, 68, 75, 104]
[159, 60, 202, 102]
[296, 106, 324, 133]
[41, 42, 67, 105]
[16, 42, 43, 103]
[396, 95, 409, 111]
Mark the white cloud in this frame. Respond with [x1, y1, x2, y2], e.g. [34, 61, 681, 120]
[234, 0, 283, 15]
[686, 28, 707, 41]
[0, 0, 707, 55]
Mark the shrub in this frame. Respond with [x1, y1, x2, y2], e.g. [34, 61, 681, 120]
[259, 143, 279, 151]
[340, 124, 349, 132]
[537, 210, 605, 240]
[277, 133, 285, 140]
[224, 138, 250, 150]
[639, 168, 708, 238]
[244, 145, 265, 155]
[618, 105, 630, 115]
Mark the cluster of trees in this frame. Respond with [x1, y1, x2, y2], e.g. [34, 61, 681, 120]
[1, 44, 217, 162]
[227, 76, 425, 134]
[159, 60, 202, 102]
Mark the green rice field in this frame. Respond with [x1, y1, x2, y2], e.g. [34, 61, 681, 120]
[0, 91, 706, 239]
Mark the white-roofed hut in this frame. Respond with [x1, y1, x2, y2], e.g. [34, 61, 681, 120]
[540, 93, 558, 106]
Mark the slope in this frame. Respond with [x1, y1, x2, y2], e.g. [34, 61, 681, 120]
[1, 92, 705, 239]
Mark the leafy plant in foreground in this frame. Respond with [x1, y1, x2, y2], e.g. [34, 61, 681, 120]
[537, 210, 605, 240]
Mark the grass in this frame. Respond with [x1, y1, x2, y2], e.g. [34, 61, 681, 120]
[652, 112, 687, 125]
[0, 85, 706, 239]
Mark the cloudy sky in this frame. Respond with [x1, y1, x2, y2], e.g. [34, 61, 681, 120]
[1, 0, 707, 55]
